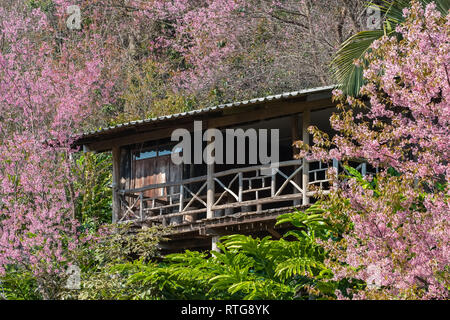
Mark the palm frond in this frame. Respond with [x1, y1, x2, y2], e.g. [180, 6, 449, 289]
[331, 0, 449, 97]
[331, 29, 385, 97]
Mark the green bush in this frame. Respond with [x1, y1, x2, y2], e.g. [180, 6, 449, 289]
[0, 265, 42, 300]
[112, 205, 361, 300]
[72, 152, 113, 228]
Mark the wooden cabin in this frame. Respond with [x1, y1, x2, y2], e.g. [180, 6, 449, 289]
[73, 86, 359, 252]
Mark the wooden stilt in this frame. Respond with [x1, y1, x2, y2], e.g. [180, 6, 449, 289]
[206, 124, 215, 219]
[211, 236, 220, 252]
[291, 114, 301, 206]
[302, 109, 311, 205]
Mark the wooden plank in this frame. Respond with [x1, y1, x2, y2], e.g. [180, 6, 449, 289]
[139, 192, 144, 221]
[271, 173, 276, 196]
[213, 173, 239, 205]
[214, 177, 239, 201]
[214, 159, 302, 178]
[119, 174, 208, 194]
[197, 209, 298, 229]
[274, 165, 303, 196]
[206, 126, 215, 219]
[170, 156, 183, 203]
[212, 193, 302, 211]
[179, 185, 184, 212]
[85, 122, 195, 152]
[120, 159, 302, 195]
[291, 114, 302, 206]
[242, 186, 271, 193]
[183, 182, 207, 210]
[143, 208, 207, 221]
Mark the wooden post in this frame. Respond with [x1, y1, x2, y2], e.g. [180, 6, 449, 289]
[112, 146, 121, 223]
[333, 158, 339, 170]
[139, 192, 144, 221]
[256, 187, 262, 212]
[206, 125, 215, 219]
[291, 114, 301, 206]
[332, 158, 339, 190]
[179, 184, 184, 212]
[302, 109, 310, 205]
[361, 162, 367, 177]
[271, 171, 276, 196]
[211, 236, 220, 252]
[238, 172, 243, 202]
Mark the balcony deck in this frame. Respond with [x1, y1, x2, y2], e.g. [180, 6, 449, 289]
[115, 158, 371, 230]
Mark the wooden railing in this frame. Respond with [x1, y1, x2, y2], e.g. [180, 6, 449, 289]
[116, 159, 371, 225]
[118, 174, 209, 224]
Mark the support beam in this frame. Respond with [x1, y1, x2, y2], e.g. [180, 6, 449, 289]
[361, 162, 367, 177]
[112, 146, 121, 223]
[332, 158, 339, 190]
[206, 124, 215, 219]
[302, 108, 311, 205]
[238, 172, 243, 201]
[291, 114, 301, 206]
[267, 227, 282, 240]
[211, 236, 220, 252]
[139, 192, 144, 221]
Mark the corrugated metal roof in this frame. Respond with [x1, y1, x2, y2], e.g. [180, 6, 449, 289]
[76, 85, 334, 140]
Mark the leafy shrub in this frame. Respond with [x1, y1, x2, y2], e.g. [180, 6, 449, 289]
[71, 152, 113, 227]
[0, 266, 42, 300]
[59, 224, 169, 300]
[115, 205, 361, 300]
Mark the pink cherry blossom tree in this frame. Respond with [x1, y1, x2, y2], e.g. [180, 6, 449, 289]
[0, 3, 115, 298]
[305, 1, 449, 299]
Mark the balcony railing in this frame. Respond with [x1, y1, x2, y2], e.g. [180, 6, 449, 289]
[116, 159, 371, 225]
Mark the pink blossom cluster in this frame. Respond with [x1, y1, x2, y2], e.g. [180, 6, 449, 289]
[0, 4, 115, 277]
[329, 2, 449, 183]
[315, 1, 449, 299]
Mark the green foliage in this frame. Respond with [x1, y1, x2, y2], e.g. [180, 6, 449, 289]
[70, 259, 159, 300]
[277, 203, 333, 240]
[331, 0, 449, 96]
[343, 165, 380, 195]
[117, 206, 356, 300]
[60, 224, 169, 300]
[88, 224, 168, 265]
[331, 29, 383, 96]
[27, 0, 54, 13]
[72, 152, 112, 228]
[119, 59, 196, 122]
[0, 266, 41, 300]
[3, 204, 362, 300]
